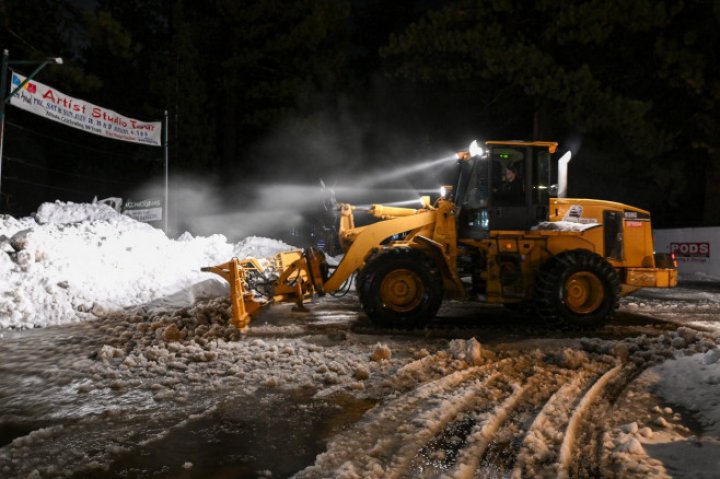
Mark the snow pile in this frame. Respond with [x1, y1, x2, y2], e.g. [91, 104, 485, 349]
[0, 201, 295, 329]
[532, 221, 600, 232]
[651, 347, 720, 437]
[35, 201, 124, 224]
[230, 235, 295, 260]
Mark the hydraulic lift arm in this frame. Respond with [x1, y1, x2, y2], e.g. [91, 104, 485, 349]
[202, 203, 437, 330]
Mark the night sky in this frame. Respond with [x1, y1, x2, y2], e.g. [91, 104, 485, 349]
[1, 0, 718, 232]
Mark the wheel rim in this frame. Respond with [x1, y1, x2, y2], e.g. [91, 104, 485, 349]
[380, 269, 424, 312]
[563, 271, 604, 314]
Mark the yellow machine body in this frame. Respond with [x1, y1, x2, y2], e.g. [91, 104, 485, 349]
[468, 198, 678, 301]
[203, 141, 677, 330]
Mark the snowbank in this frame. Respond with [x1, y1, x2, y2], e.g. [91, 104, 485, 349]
[651, 348, 720, 437]
[0, 201, 295, 329]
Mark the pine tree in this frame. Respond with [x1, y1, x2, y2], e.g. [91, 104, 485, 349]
[208, 0, 350, 172]
[381, 0, 719, 225]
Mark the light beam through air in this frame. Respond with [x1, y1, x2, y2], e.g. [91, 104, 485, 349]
[355, 154, 458, 187]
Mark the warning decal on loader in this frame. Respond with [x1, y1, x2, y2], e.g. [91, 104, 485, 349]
[562, 205, 598, 224]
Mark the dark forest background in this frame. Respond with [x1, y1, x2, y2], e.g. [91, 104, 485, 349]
[1, 0, 719, 237]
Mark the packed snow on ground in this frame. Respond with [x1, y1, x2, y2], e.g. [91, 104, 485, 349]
[0, 200, 294, 329]
[681, 271, 720, 282]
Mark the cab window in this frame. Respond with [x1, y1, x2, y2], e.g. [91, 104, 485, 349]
[463, 156, 489, 209]
[491, 148, 525, 206]
[533, 150, 551, 204]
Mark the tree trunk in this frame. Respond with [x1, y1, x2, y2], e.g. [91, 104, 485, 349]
[533, 98, 553, 140]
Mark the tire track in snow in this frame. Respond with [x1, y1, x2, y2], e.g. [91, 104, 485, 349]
[444, 364, 588, 479]
[447, 380, 526, 479]
[408, 365, 568, 479]
[295, 359, 514, 479]
[556, 362, 626, 479]
[380, 372, 504, 479]
[299, 348, 632, 479]
[509, 370, 594, 479]
[298, 353, 580, 479]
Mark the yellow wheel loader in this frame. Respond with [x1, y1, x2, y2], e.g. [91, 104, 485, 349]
[203, 140, 677, 331]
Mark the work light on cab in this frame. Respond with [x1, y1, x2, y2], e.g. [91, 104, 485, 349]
[469, 140, 484, 157]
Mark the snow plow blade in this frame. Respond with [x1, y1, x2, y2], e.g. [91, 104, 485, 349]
[201, 258, 267, 331]
[202, 250, 325, 331]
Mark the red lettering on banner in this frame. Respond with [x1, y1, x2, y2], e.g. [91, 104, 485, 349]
[130, 119, 155, 131]
[41, 90, 84, 113]
[90, 108, 127, 127]
[42, 89, 56, 102]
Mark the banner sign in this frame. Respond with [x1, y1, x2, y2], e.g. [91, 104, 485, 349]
[9, 71, 162, 147]
[122, 199, 163, 222]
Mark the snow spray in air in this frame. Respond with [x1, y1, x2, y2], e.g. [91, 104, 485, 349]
[352, 198, 426, 210]
[163, 153, 457, 240]
[185, 183, 328, 240]
[354, 154, 458, 187]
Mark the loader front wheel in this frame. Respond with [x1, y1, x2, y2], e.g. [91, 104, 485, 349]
[534, 249, 619, 329]
[358, 248, 443, 328]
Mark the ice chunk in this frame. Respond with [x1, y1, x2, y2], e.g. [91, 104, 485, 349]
[371, 343, 392, 362]
[703, 348, 720, 365]
[621, 422, 639, 434]
[616, 437, 645, 455]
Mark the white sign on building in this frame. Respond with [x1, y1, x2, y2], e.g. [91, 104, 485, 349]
[123, 199, 163, 223]
[654, 227, 720, 280]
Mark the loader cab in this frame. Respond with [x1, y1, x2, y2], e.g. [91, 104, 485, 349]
[456, 140, 557, 238]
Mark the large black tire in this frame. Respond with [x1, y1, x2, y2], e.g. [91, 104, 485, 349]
[534, 249, 620, 329]
[357, 248, 443, 328]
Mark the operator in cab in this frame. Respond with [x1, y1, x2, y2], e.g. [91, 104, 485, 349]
[494, 164, 524, 205]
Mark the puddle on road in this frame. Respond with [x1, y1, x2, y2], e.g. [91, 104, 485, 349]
[79, 388, 375, 478]
[0, 420, 58, 448]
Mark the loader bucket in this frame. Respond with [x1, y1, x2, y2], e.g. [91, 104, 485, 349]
[201, 258, 266, 331]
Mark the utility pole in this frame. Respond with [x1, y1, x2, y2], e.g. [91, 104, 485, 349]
[164, 109, 169, 235]
[0, 49, 62, 210]
[0, 49, 9, 209]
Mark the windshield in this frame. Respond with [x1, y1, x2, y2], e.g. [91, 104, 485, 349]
[461, 156, 489, 209]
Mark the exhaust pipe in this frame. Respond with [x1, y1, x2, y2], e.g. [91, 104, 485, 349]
[557, 151, 572, 198]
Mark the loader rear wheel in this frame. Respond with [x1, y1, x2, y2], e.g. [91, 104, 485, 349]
[358, 248, 443, 328]
[534, 249, 619, 329]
